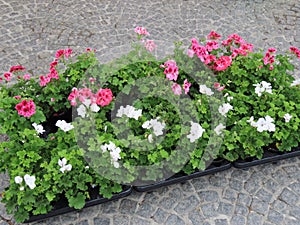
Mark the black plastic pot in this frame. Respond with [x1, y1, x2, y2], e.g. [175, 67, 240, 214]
[133, 159, 232, 192]
[24, 186, 132, 223]
[233, 147, 300, 169]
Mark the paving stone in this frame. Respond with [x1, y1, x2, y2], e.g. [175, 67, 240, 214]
[231, 215, 246, 225]
[201, 203, 218, 218]
[256, 188, 273, 203]
[214, 218, 229, 225]
[251, 197, 269, 215]
[279, 188, 299, 205]
[234, 204, 249, 215]
[113, 215, 130, 225]
[135, 202, 156, 218]
[197, 190, 219, 202]
[75, 220, 90, 225]
[188, 210, 205, 225]
[247, 212, 263, 225]
[152, 208, 169, 224]
[217, 201, 234, 215]
[267, 209, 284, 224]
[158, 197, 176, 210]
[93, 217, 110, 225]
[174, 195, 200, 214]
[130, 216, 152, 225]
[119, 199, 138, 214]
[164, 214, 185, 225]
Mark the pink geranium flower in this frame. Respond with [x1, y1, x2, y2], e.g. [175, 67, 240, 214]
[134, 26, 149, 35]
[4, 72, 12, 81]
[144, 40, 156, 52]
[23, 74, 31, 80]
[96, 88, 113, 107]
[9, 65, 25, 73]
[64, 48, 72, 58]
[162, 60, 179, 81]
[39, 75, 50, 86]
[213, 56, 232, 71]
[55, 49, 65, 58]
[183, 79, 191, 94]
[207, 31, 221, 40]
[15, 99, 36, 118]
[172, 83, 182, 95]
[205, 41, 219, 52]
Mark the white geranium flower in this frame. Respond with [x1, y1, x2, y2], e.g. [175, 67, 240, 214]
[113, 161, 120, 168]
[116, 105, 142, 120]
[24, 174, 36, 190]
[56, 120, 74, 132]
[83, 98, 91, 107]
[32, 123, 45, 134]
[218, 103, 233, 117]
[291, 79, 300, 87]
[187, 121, 205, 143]
[253, 81, 272, 96]
[214, 123, 226, 135]
[148, 134, 153, 143]
[247, 116, 257, 127]
[249, 116, 275, 132]
[77, 104, 87, 118]
[20, 186, 24, 191]
[199, 84, 214, 96]
[110, 147, 121, 162]
[90, 103, 100, 112]
[284, 113, 292, 123]
[142, 118, 166, 136]
[14, 176, 23, 184]
[58, 158, 72, 173]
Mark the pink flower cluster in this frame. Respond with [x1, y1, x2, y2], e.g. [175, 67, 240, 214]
[15, 99, 36, 118]
[189, 31, 254, 72]
[161, 60, 179, 81]
[39, 48, 72, 86]
[55, 48, 72, 59]
[68, 86, 113, 107]
[161, 60, 191, 95]
[263, 48, 276, 70]
[134, 27, 156, 52]
[134, 26, 149, 36]
[1, 65, 27, 82]
[290, 46, 300, 59]
[144, 40, 157, 52]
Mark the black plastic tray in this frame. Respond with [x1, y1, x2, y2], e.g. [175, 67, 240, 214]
[233, 147, 300, 169]
[133, 159, 232, 192]
[24, 186, 132, 223]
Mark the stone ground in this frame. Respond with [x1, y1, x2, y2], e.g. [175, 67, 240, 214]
[1, 0, 300, 224]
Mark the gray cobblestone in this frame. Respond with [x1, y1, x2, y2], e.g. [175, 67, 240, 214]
[1, 1, 300, 225]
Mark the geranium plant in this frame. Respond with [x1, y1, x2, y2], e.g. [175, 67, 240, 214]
[1, 26, 300, 223]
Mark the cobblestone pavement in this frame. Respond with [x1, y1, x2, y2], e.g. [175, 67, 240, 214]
[1, 0, 300, 224]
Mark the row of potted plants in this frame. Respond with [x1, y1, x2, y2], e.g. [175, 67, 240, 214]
[1, 27, 300, 223]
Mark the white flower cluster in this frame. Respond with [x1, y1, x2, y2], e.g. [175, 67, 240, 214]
[187, 121, 205, 143]
[32, 123, 45, 134]
[100, 141, 121, 168]
[58, 158, 72, 173]
[291, 79, 300, 87]
[247, 115, 276, 132]
[283, 113, 292, 123]
[199, 84, 214, 96]
[253, 81, 272, 96]
[142, 118, 166, 136]
[218, 103, 233, 117]
[116, 105, 142, 120]
[77, 99, 100, 118]
[55, 120, 74, 132]
[214, 123, 226, 135]
[14, 174, 36, 190]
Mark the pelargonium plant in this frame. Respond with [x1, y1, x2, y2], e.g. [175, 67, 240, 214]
[1, 26, 300, 222]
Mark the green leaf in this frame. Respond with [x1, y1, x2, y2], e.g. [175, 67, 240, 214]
[68, 192, 86, 209]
